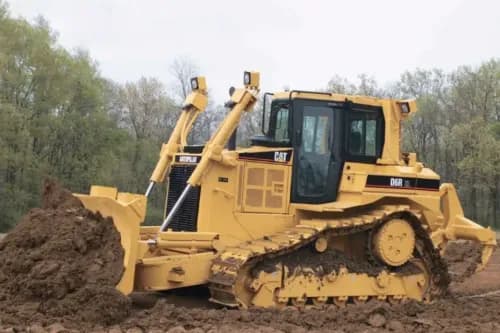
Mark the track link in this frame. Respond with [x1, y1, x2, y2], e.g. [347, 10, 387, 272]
[208, 204, 449, 308]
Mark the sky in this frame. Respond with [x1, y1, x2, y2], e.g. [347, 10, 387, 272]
[7, 0, 500, 103]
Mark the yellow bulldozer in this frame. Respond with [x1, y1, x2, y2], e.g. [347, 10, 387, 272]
[76, 71, 496, 308]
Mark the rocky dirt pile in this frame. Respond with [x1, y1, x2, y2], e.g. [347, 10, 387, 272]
[0, 180, 130, 328]
[443, 240, 482, 282]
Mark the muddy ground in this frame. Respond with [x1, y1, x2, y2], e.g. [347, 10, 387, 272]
[0, 183, 499, 332]
[2, 244, 498, 333]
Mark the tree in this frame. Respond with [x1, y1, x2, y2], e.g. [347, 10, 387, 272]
[396, 69, 450, 176]
[326, 74, 357, 94]
[0, 6, 130, 230]
[169, 56, 200, 102]
[450, 119, 500, 225]
[112, 77, 178, 223]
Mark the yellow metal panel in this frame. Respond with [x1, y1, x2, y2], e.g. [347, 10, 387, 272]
[134, 251, 215, 291]
[75, 187, 146, 295]
[242, 161, 290, 214]
[158, 231, 218, 242]
[184, 92, 208, 110]
[90, 185, 118, 199]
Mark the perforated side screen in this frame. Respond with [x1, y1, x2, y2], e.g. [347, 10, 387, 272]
[166, 165, 200, 231]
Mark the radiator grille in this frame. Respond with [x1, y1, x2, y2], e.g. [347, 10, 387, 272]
[166, 165, 200, 231]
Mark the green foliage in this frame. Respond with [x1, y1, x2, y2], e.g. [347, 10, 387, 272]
[398, 62, 500, 228]
[0, 8, 139, 230]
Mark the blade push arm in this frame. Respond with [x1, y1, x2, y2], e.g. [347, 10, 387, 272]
[145, 77, 208, 197]
[159, 71, 260, 232]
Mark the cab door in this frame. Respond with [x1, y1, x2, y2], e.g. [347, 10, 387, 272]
[291, 99, 342, 204]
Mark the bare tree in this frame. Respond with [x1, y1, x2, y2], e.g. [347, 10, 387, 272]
[169, 57, 200, 102]
[120, 77, 176, 140]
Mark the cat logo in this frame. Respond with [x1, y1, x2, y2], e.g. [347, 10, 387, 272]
[390, 177, 403, 187]
[274, 152, 288, 162]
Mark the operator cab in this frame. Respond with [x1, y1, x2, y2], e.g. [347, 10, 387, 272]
[251, 91, 385, 204]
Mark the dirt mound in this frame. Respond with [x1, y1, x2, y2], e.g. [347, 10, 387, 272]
[443, 240, 482, 282]
[41, 179, 85, 210]
[0, 180, 130, 327]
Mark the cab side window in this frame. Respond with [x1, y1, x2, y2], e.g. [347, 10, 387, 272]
[346, 108, 383, 162]
[274, 108, 289, 142]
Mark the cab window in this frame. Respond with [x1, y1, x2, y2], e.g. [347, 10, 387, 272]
[302, 114, 331, 154]
[346, 108, 383, 162]
[271, 104, 290, 143]
[296, 104, 334, 198]
[274, 107, 289, 142]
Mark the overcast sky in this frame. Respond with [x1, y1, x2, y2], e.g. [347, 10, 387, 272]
[7, 0, 500, 103]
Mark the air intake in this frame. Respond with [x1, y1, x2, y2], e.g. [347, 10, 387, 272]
[166, 165, 200, 231]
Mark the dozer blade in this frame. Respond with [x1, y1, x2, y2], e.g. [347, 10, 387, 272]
[74, 185, 146, 295]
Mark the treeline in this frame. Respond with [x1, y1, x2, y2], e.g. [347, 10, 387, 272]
[0, 3, 498, 231]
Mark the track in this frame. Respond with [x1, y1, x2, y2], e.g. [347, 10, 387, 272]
[208, 204, 449, 308]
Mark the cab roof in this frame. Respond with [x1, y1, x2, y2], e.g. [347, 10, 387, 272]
[272, 91, 404, 108]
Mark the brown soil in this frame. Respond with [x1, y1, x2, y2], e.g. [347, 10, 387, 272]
[450, 242, 500, 296]
[443, 240, 482, 282]
[0, 180, 130, 328]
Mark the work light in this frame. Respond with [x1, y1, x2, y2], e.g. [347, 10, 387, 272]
[400, 102, 410, 114]
[244, 72, 251, 85]
[243, 71, 260, 88]
[190, 78, 199, 90]
[189, 76, 207, 92]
